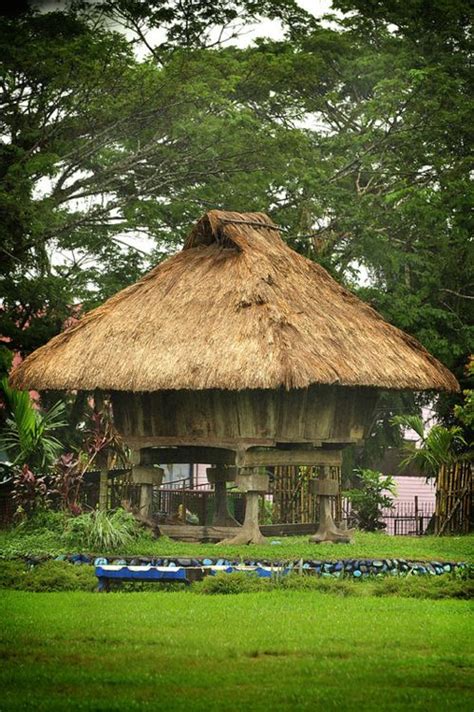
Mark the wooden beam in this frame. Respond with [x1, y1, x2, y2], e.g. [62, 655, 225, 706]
[141, 447, 235, 465]
[238, 448, 342, 467]
[140, 446, 342, 467]
[159, 522, 318, 541]
[125, 436, 277, 450]
[160, 524, 242, 542]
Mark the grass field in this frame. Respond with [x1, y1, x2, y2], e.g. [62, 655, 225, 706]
[1, 590, 473, 711]
[1, 527, 473, 562]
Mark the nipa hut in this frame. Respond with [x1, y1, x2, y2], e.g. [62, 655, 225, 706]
[10, 210, 459, 543]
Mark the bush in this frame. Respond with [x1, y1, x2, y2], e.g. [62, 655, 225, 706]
[277, 575, 359, 596]
[373, 574, 474, 600]
[62, 508, 139, 551]
[15, 509, 66, 534]
[0, 559, 25, 589]
[195, 572, 267, 595]
[0, 560, 97, 592]
[344, 469, 396, 531]
[195, 572, 361, 596]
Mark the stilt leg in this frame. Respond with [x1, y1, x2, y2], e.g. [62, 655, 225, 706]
[213, 479, 240, 527]
[217, 469, 268, 545]
[309, 465, 354, 544]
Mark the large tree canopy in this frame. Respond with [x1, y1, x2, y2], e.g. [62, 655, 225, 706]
[1, 0, 472, 423]
[0, 1, 309, 353]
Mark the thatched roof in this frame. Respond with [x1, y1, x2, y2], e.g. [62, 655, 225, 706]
[10, 210, 458, 393]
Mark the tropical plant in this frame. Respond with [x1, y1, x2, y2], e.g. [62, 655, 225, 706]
[453, 357, 474, 447]
[11, 465, 55, 517]
[0, 377, 66, 471]
[344, 469, 396, 532]
[62, 508, 139, 551]
[52, 452, 89, 516]
[391, 415, 466, 478]
[85, 405, 129, 470]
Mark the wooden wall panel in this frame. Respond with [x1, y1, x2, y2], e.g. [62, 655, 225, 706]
[112, 386, 378, 449]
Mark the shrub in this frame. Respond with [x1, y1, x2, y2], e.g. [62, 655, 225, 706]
[373, 574, 474, 600]
[16, 509, 66, 534]
[0, 560, 97, 592]
[0, 559, 26, 589]
[277, 575, 359, 596]
[344, 469, 396, 531]
[62, 508, 139, 551]
[195, 572, 267, 595]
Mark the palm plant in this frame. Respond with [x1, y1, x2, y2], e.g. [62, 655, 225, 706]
[391, 414, 466, 479]
[0, 377, 66, 471]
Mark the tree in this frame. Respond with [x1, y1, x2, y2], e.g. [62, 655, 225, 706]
[344, 468, 396, 531]
[0, 3, 308, 357]
[260, 0, 472, 424]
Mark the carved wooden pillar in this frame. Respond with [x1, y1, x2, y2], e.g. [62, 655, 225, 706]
[218, 468, 269, 545]
[130, 463, 164, 519]
[309, 462, 354, 543]
[207, 466, 240, 527]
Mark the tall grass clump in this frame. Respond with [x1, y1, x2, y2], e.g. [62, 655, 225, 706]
[63, 509, 138, 551]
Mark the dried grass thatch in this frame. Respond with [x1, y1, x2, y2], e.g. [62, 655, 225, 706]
[10, 210, 458, 393]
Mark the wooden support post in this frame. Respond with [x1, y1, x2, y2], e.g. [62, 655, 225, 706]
[217, 469, 269, 545]
[99, 467, 109, 512]
[309, 461, 354, 544]
[95, 390, 109, 512]
[207, 466, 240, 527]
[131, 463, 164, 520]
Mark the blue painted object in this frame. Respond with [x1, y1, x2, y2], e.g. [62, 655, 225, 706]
[95, 565, 188, 591]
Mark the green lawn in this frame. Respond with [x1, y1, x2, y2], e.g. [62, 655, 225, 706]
[1, 590, 473, 711]
[1, 528, 473, 562]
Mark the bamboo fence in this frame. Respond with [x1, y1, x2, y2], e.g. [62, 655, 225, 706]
[435, 459, 472, 535]
[270, 465, 342, 525]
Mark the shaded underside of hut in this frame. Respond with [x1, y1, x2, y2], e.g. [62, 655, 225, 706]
[10, 210, 458, 394]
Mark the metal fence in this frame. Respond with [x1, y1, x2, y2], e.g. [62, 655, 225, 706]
[340, 497, 435, 536]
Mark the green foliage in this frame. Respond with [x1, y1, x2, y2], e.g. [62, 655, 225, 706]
[0, 4, 307, 358]
[276, 575, 357, 596]
[392, 414, 467, 477]
[2, 0, 470, 409]
[0, 560, 96, 592]
[454, 358, 474, 446]
[15, 509, 65, 534]
[344, 469, 396, 531]
[372, 574, 474, 601]
[0, 559, 472, 597]
[455, 389, 474, 432]
[196, 571, 265, 595]
[62, 509, 140, 551]
[0, 377, 66, 471]
[195, 570, 474, 600]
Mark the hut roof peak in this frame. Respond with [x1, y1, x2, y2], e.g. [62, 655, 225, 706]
[183, 210, 281, 251]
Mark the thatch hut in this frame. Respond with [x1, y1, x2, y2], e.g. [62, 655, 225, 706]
[10, 210, 458, 543]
